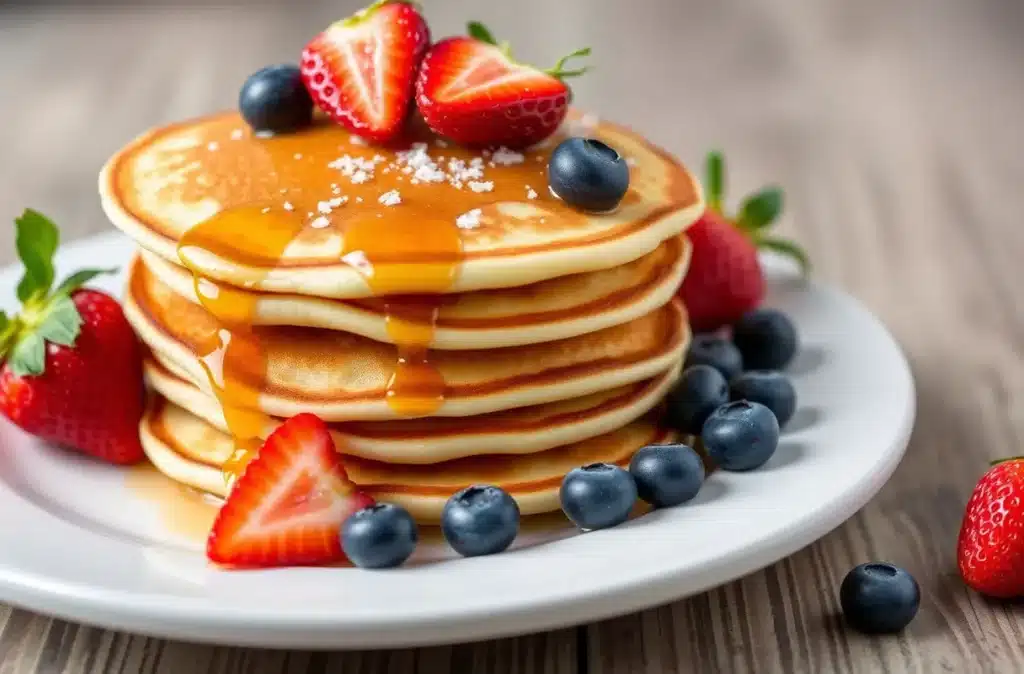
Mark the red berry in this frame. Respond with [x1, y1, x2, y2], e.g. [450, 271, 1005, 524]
[300, 0, 430, 143]
[0, 211, 144, 465]
[957, 460, 1024, 598]
[415, 25, 589, 148]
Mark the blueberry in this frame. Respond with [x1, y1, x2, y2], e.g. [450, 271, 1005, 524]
[441, 485, 520, 557]
[341, 503, 418, 569]
[729, 371, 797, 427]
[239, 64, 313, 134]
[560, 462, 638, 530]
[548, 137, 630, 212]
[664, 365, 729, 435]
[840, 563, 920, 634]
[685, 334, 744, 381]
[732, 308, 799, 371]
[701, 400, 780, 471]
[629, 443, 705, 508]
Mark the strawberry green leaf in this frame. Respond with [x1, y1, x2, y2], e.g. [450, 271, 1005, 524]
[0, 311, 11, 358]
[548, 47, 592, 79]
[468, 21, 497, 45]
[14, 209, 60, 304]
[35, 294, 82, 347]
[705, 151, 724, 212]
[8, 332, 45, 377]
[738, 187, 783, 231]
[55, 268, 116, 296]
[758, 235, 811, 275]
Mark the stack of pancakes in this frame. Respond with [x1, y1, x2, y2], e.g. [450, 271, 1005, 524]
[101, 111, 703, 522]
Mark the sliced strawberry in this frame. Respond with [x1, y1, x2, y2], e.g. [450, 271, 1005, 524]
[416, 22, 590, 148]
[300, 0, 430, 143]
[207, 413, 375, 568]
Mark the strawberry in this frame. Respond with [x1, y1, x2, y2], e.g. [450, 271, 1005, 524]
[678, 152, 809, 333]
[957, 459, 1024, 598]
[207, 413, 375, 568]
[300, 0, 430, 143]
[415, 22, 590, 148]
[0, 210, 143, 464]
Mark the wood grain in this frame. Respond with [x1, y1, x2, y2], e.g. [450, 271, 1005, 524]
[1, 0, 1023, 671]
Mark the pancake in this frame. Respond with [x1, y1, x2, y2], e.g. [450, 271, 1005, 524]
[144, 356, 679, 464]
[101, 111, 703, 298]
[140, 395, 675, 523]
[138, 234, 690, 349]
[125, 255, 690, 420]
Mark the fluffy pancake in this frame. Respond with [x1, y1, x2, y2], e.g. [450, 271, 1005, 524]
[101, 111, 702, 298]
[125, 256, 690, 420]
[138, 235, 690, 349]
[140, 395, 674, 523]
[144, 356, 679, 464]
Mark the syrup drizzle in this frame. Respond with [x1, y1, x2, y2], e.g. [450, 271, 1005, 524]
[174, 118, 560, 482]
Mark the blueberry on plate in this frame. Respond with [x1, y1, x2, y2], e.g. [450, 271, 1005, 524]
[629, 443, 705, 508]
[239, 64, 314, 134]
[560, 462, 638, 530]
[685, 334, 744, 381]
[702, 400, 780, 471]
[840, 563, 920, 634]
[729, 370, 797, 427]
[441, 485, 520, 557]
[341, 503, 418, 569]
[732, 308, 799, 371]
[548, 137, 630, 212]
[664, 365, 729, 435]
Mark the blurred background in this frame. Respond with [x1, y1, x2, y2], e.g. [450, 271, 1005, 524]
[0, 0, 1023, 670]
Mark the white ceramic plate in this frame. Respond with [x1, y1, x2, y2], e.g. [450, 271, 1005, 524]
[0, 232, 914, 649]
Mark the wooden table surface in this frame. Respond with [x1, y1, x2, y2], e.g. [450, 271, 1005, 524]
[1, 0, 1023, 671]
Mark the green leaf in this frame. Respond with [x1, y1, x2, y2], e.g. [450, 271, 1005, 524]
[35, 295, 82, 347]
[705, 151, 724, 212]
[0, 311, 12, 359]
[14, 209, 60, 304]
[737, 187, 784, 231]
[758, 236, 811, 275]
[8, 332, 45, 377]
[55, 268, 117, 296]
[549, 47, 592, 79]
[468, 21, 497, 45]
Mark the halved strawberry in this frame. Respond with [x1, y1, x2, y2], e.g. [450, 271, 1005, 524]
[415, 22, 590, 148]
[300, 0, 430, 143]
[207, 413, 374, 568]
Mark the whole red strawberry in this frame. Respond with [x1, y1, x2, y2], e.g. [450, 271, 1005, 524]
[957, 459, 1024, 598]
[300, 0, 430, 143]
[416, 22, 590, 148]
[0, 209, 145, 465]
[678, 152, 809, 332]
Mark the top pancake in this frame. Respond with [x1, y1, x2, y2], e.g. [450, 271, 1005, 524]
[101, 111, 703, 298]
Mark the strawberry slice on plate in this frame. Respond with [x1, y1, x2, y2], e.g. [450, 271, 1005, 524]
[300, 0, 430, 143]
[416, 21, 590, 148]
[207, 413, 375, 568]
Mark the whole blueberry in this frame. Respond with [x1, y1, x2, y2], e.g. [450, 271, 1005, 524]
[729, 371, 797, 427]
[629, 443, 705, 508]
[239, 64, 313, 134]
[685, 334, 744, 381]
[560, 462, 638, 530]
[840, 563, 920, 634]
[702, 400, 780, 471]
[732, 308, 799, 371]
[341, 503, 418, 569]
[441, 485, 520, 557]
[664, 365, 730, 435]
[548, 137, 630, 212]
